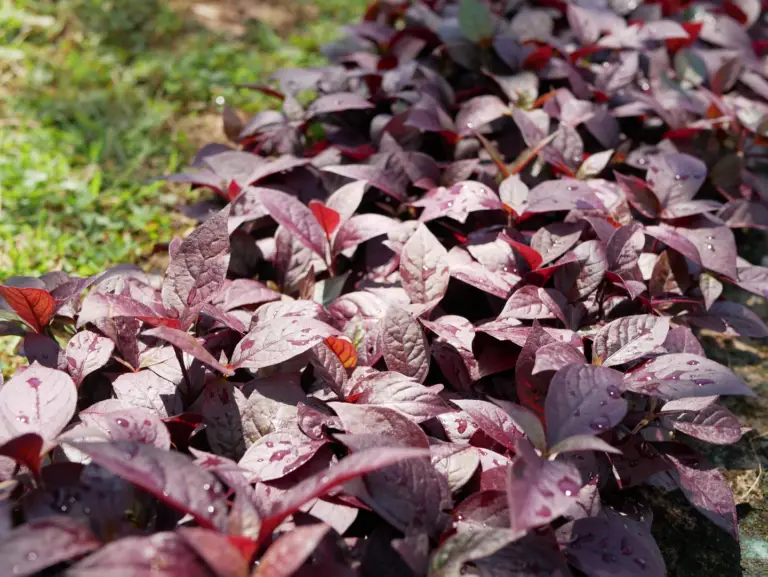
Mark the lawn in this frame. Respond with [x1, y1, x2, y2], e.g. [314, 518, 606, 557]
[0, 0, 368, 277]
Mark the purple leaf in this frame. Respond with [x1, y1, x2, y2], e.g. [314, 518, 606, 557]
[67, 532, 213, 577]
[456, 96, 510, 135]
[76, 292, 161, 328]
[176, 527, 250, 577]
[688, 300, 768, 338]
[144, 326, 235, 376]
[162, 206, 231, 327]
[216, 279, 281, 311]
[532, 342, 586, 374]
[644, 226, 702, 265]
[0, 516, 101, 577]
[66, 441, 229, 530]
[530, 222, 583, 267]
[80, 404, 171, 449]
[427, 529, 520, 577]
[399, 224, 450, 306]
[676, 221, 738, 280]
[526, 179, 604, 214]
[668, 403, 746, 445]
[382, 306, 430, 383]
[624, 353, 755, 399]
[347, 371, 453, 422]
[261, 188, 328, 261]
[453, 399, 524, 452]
[430, 440, 480, 493]
[253, 523, 331, 577]
[593, 315, 670, 367]
[666, 455, 739, 539]
[662, 326, 705, 356]
[306, 92, 373, 117]
[554, 240, 607, 300]
[500, 286, 567, 320]
[506, 439, 582, 533]
[605, 224, 644, 276]
[336, 431, 451, 537]
[200, 381, 250, 460]
[563, 512, 666, 577]
[65, 330, 115, 386]
[111, 369, 184, 418]
[489, 398, 547, 452]
[21, 332, 66, 370]
[0, 362, 76, 441]
[239, 429, 326, 482]
[645, 153, 707, 207]
[231, 317, 338, 370]
[333, 213, 396, 255]
[258, 446, 431, 538]
[545, 364, 627, 446]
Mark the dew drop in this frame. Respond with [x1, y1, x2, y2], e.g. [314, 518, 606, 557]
[466, 122, 474, 129]
[16, 415, 29, 424]
[203, 483, 211, 491]
[599, 400, 607, 407]
[607, 386, 622, 399]
[558, 478, 581, 497]
[696, 379, 714, 387]
[422, 265, 430, 271]
[706, 243, 714, 251]
[674, 174, 681, 181]
[638, 157, 646, 165]
[115, 418, 130, 428]
[207, 505, 216, 514]
[706, 235, 715, 240]
[590, 416, 611, 431]
[567, 185, 575, 191]
[446, 201, 453, 208]
[162, 491, 170, 498]
[635, 557, 647, 569]
[60, 504, 68, 513]
[26, 552, 38, 562]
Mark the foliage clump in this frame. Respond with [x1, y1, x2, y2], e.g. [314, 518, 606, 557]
[1, 1, 767, 575]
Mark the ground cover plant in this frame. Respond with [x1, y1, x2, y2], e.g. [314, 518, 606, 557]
[1, 0, 768, 575]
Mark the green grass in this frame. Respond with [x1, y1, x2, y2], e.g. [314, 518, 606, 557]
[0, 0, 368, 277]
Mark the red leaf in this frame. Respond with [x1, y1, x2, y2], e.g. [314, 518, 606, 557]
[665, 21, 701, 53]
[0, 286, 55, 333]
[523, 45, 553, 71]
[309, 201, 342, 237]
[325, 335, 358, 369]
[724, 0, 748, 24]
[499, 233, 543, 270]
[0, 433, 44, 480]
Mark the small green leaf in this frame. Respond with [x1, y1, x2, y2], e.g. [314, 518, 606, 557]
[458, 0, 496, 44]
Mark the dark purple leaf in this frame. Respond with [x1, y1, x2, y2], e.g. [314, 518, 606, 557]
[532, 342, 586, 375]
[333, 213, 396, 255]
[67, 532, 212, 577]
[530, 223, 583, 267]
[427, 529, 520, 577]
[176, 527, 249, 577]
[162, 206, 231, 327]
[253, 523, 331, 577]
[688, 301, 768, 338]
[456, 96, 510, 135]
[0, 516, 101, 577]
[111, 369, 184, 418]
[563, 512, 666, 577]
[67, 441, 229, 530]
[306, 92, 373, 118]
[545, 364, 627, 446]
[666, 455, 739, 539]
[261, 188, 328, 261]
[506, 439, 582, 533]
[645, 153, 707, 207]
[526, 179, 604, 214]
